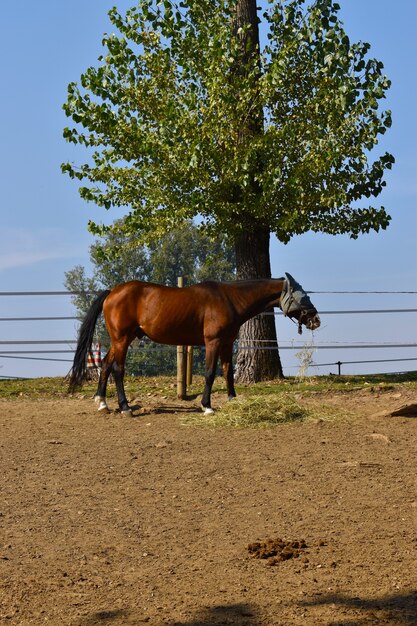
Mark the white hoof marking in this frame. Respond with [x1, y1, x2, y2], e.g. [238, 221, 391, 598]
[95, 396, 109, 413]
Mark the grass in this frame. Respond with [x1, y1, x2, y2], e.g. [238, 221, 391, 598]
[1, 371, 415, 428]
[1, 371, 415, 401]
[0, 375, 177, 400]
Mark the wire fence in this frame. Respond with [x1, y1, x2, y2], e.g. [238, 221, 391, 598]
[1, 290, 416, 378]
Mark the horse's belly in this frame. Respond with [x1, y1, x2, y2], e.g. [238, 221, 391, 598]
[140, 323, 205, 347]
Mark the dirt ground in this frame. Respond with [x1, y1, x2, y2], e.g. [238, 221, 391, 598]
[0, 384, 416, 626]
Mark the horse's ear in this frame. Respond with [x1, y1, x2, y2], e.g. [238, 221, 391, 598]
[285, 272, 300, 292]
[284, 272, 315, 311]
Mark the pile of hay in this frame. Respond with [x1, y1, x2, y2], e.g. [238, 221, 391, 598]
[185, 394, 345, 428]
[217, 395, 306, 427]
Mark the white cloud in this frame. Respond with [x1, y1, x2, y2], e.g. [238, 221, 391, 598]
[0, 228, 88, 271]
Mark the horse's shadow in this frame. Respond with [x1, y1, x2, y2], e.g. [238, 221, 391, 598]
[126, 403, 201, 417]
[148, 404, 200, 415]
[77, 603, 259, 625]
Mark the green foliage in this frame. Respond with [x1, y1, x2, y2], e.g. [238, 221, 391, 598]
[260, 0, 394, 240]
[62, 0, 394, 246]
[89, 226, 151, 286]
[64, 265, 100, 317]
[147, 221, 236, 285]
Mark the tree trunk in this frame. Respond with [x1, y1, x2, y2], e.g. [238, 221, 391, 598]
[232, 0, 284, 383]
[234, 226, 284, 383]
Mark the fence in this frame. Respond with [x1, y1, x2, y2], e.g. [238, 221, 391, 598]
[0, 290, 416, 380]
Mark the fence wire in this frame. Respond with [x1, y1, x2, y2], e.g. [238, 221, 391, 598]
[1, 291, 416, 377]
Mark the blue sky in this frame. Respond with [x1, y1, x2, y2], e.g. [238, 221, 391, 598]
[0, 0, 416, 379]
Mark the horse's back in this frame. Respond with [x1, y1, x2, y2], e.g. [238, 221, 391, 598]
[109, 279, 229, 308]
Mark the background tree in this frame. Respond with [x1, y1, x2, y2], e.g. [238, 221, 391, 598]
[62, 0, 394, 382]
[64, 220, 235, 375]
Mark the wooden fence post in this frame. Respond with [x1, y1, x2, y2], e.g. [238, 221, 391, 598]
[177, 277, 187, 399]
[186, 345, 193, 386]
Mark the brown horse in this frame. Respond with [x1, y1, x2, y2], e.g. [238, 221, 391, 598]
[69, 273, 320, 415]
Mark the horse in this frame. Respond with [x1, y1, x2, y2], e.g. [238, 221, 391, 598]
[68, 273, 320, 415]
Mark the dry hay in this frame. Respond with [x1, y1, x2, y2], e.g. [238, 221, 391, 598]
[184, 394, 348, 428]
[218, 394, 307, 427]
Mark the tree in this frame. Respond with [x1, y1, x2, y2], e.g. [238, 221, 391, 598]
[64, 219, 235, 375]
[62, 0, 394, 382]
[147, 221, 236, 285]
[231, 0, 283, 382]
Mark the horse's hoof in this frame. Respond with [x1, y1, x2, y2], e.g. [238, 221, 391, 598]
[121, 409, 133, 417]
[201, 405, 214, 415]
[94, 396, 109, 413]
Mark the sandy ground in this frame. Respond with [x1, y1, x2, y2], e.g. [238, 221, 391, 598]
[0, 384, 416, 626]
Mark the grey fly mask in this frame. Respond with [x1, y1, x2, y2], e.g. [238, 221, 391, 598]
[279, 273, 320, 334]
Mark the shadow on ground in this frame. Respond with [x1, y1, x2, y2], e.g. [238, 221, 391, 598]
[167, 604, 260, 626]
[299, 591, 417, 626]
[78, 604, 259, 626]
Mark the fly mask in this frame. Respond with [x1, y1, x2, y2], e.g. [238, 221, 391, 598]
[279, 273, 321, 334]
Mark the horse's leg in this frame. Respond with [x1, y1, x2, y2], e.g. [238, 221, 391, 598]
[94, 346, 115, 412]
[112, 338, 132, 415]
[220, 343, 236, 401]
[201, 339, 220, 415]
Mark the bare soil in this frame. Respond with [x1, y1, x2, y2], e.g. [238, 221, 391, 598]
[1, 384, 416, 626]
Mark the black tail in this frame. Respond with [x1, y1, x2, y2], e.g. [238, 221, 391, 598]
[68, 290, 111, 393]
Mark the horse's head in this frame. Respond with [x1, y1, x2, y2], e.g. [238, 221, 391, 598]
[279, 273, 321, 334]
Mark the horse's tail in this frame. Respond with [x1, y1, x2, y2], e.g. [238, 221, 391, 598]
[68, 290, 111, 393]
